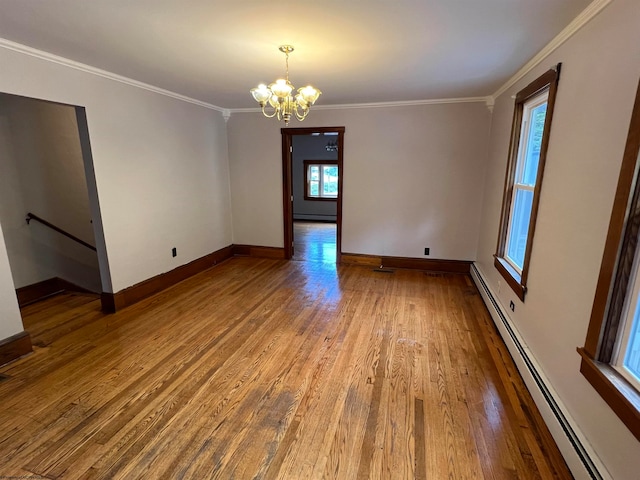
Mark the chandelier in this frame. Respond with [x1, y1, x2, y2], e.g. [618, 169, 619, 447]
[250, 45, 321, 126]
[326, 139, 338, 152]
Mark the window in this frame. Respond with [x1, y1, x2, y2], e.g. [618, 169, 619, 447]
[579, 79, 640, 440]
[304, 161, 338, 201]
[494, 66, 561, 301]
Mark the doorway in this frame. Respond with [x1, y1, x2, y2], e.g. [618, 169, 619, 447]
[281, 127, 344, 262]
[0, 92, 111, 312]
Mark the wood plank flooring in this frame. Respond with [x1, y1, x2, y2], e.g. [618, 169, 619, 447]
[292, 221, 336, 263]
[0, 257, 572, 479]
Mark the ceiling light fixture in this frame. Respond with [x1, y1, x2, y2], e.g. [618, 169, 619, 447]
[250, 45, 321, 126]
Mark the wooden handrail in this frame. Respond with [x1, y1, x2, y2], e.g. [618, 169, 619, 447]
[25, 212, 97, 252]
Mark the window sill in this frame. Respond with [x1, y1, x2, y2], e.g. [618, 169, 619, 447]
[303, 196, 338, 202]
[577, 347, 640, 441]
[494, 256, 526, 301]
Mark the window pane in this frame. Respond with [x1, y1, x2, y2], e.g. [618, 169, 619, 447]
[521, 102, 547, 186]
[310, 166, 319, 181]
[506, 188, 534, 270]
[322, 166, 338, 197]
[624, 301, 640, 380]
[310, 181, 319, 196]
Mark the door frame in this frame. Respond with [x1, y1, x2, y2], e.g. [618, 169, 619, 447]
[281, 126, 345, 262]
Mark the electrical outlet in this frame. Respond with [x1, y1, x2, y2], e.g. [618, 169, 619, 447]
[172, 247, 177, 257]
[509, 300, 515, 312]
[424, 247, 430, 256]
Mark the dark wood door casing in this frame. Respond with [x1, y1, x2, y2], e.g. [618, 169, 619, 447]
[281, 126, 345, 262]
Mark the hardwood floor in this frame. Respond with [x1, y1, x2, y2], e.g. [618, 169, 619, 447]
[293, 221, 336, 263]
[0, 257, 571, 479]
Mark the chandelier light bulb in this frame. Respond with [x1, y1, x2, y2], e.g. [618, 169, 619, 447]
[250, 84, 271, 104]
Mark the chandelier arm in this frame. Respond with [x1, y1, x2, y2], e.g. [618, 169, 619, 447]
[293, 102, 309, 121]
[299, 109, 309, 121]
[261, 104, 279, 119]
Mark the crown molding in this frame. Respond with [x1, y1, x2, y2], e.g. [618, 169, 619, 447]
[230, 96, 492, 114]
[314, 97, 491, 110]
[2, 0, 611, 117]
[491, 0, 612, 101]
[0, 37, 226, 113]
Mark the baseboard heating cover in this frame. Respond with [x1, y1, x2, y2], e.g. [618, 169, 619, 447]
[470, 263, 610, 480]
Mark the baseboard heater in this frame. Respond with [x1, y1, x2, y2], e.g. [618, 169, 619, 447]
[470, 263, 607, 480]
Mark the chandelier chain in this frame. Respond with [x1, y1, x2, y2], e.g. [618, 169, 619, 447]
[285, 52, 289, 83]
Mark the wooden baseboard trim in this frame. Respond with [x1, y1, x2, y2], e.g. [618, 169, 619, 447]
[16, 277, 97, 307]
[103, 245, 234, 313]
[232, 245, 286, 259]
[16, 278, 63, 307]
[340, 253, 471, 274]
[0, 331, 32, 366]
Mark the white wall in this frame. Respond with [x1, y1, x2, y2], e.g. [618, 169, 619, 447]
[0, 43, 233, 340]
[228, 103, 491, 260]
[0, 94, 101, 291]
[475, 0, 640, 478]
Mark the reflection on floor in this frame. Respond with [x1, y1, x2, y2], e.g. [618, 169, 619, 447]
[292, 221, 336, 263]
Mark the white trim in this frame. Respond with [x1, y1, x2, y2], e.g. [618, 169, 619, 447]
[471, 263, 612, 480]
[485, 97, 495, 113]
[230, 96, 491, 114]
[491, 0, 612, 100]
[612, 235, 640, 389]
[0, 37, 226, 113]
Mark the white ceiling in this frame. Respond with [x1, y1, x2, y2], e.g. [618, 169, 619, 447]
[0, 0, 594, 109]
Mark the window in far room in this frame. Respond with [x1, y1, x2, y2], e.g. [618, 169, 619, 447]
[494, 65, 561, 301]
[304, 160, 338, 201]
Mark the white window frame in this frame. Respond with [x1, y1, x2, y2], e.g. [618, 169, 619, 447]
[305, 162, 338, 200]
[613, 249, 640, 391]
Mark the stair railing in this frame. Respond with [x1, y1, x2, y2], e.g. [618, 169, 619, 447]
[25, 212, 97, 252]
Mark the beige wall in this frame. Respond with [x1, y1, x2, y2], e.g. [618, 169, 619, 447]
[228, 102, 491, 260]
[475, 0, 640, 478]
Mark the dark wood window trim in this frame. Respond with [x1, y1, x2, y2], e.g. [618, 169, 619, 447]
[578, 78, 640, 441]
[494, 65, 561, 301]
[303, 160, 338, 202]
